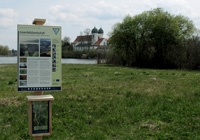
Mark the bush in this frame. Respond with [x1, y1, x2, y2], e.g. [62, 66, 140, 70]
[62, 49, 99, 59]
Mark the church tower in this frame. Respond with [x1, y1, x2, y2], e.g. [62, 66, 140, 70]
[91, 27, 98, 45]
[98, 27, 104, 38]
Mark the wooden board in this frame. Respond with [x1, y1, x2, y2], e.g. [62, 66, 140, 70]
[27, 95, 54, 101]
[32, 18, 46, 25]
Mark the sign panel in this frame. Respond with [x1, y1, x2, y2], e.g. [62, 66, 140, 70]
[17, 25, 62, 91]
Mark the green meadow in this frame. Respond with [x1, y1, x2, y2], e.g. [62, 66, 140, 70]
[0, 64, 200, 140]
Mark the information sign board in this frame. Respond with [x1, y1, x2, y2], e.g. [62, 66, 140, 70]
[17, 25, 62, 91]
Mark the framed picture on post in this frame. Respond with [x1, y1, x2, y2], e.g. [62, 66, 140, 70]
[27, 95, 54, 137]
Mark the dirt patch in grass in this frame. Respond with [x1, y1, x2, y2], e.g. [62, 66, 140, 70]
[0, 97, 21, 107]
[0, 65, 7, 68]
[150, 77, 158, 80]
[140, 120, 165, 131]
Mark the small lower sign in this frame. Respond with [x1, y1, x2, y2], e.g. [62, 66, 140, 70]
[27, 95, 54, 136]
[32, 101, 49, 134]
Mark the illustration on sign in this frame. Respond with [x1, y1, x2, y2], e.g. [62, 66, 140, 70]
[17, 25, 62, 91]
[32, 101, 49, 134]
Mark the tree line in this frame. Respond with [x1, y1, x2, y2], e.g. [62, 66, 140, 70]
[107, 8, 200, 70]
[0, 45, 10, 55]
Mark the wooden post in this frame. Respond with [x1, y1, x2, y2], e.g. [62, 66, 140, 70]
[49, 101, 53, 135]
[32, 18, 46, 96]
[34, 136, 42, 140]
[34, 91, 43, 95]
[28, 101, 32, 136]
[32, 18, 46, 140]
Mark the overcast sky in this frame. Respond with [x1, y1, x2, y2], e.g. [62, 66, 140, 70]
[1, 0, 200, 50]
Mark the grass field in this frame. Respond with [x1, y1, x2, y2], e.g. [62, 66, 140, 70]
[0, 64, 200, 140]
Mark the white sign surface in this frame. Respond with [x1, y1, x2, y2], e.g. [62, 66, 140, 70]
[17, 25, 62, 91]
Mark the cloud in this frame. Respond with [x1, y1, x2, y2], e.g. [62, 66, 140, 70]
[48, 0, 200, 40]
[0, 8, 18, 27]
[48, 5, 83, 25]
[1, 0, 200, 50]
[144, 0, 200, 29]
[47, 0, 198, 24]
[87, 1, 124, 20]
[48, 1, 125, 24]
[155, 0, 192, 15]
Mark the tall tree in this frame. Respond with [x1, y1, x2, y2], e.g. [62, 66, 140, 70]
[62, 36, 73, 58]
[109, 8, 195, 68]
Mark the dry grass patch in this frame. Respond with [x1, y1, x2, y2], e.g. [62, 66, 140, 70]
[0, 97, 21, 107]
[140, 120, 166, 131]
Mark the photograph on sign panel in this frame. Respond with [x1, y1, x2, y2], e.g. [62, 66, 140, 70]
[20, 63, 27, 68]
[32, 101, 49, 133]
[40, 38, 51, 57]
[20, 38, 39, 44]
[20, 69, 27, 74]
[20, 44, 39, 57]
[52, 63, 56, 67]
[52, 44, 56, 48]
[20, 75, 27, 80]
[20, 81, 27, 86]
[20, 58, 27, 62]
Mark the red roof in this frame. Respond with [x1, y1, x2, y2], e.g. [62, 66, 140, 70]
[94, 38, 104, 46]
[72, 35, 92, 44]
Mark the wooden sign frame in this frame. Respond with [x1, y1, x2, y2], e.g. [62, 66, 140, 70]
[32, 18, 46, 25]
[27, 95, 54, 137]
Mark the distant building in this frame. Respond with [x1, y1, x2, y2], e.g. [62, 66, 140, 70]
[72, 27, 108, 51]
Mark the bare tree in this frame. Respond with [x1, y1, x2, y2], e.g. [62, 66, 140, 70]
[84, 28, 91, 35]
[63, 36, 70, 44]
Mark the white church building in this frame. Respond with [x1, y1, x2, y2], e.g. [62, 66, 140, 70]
[72, 27, 108, 51]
